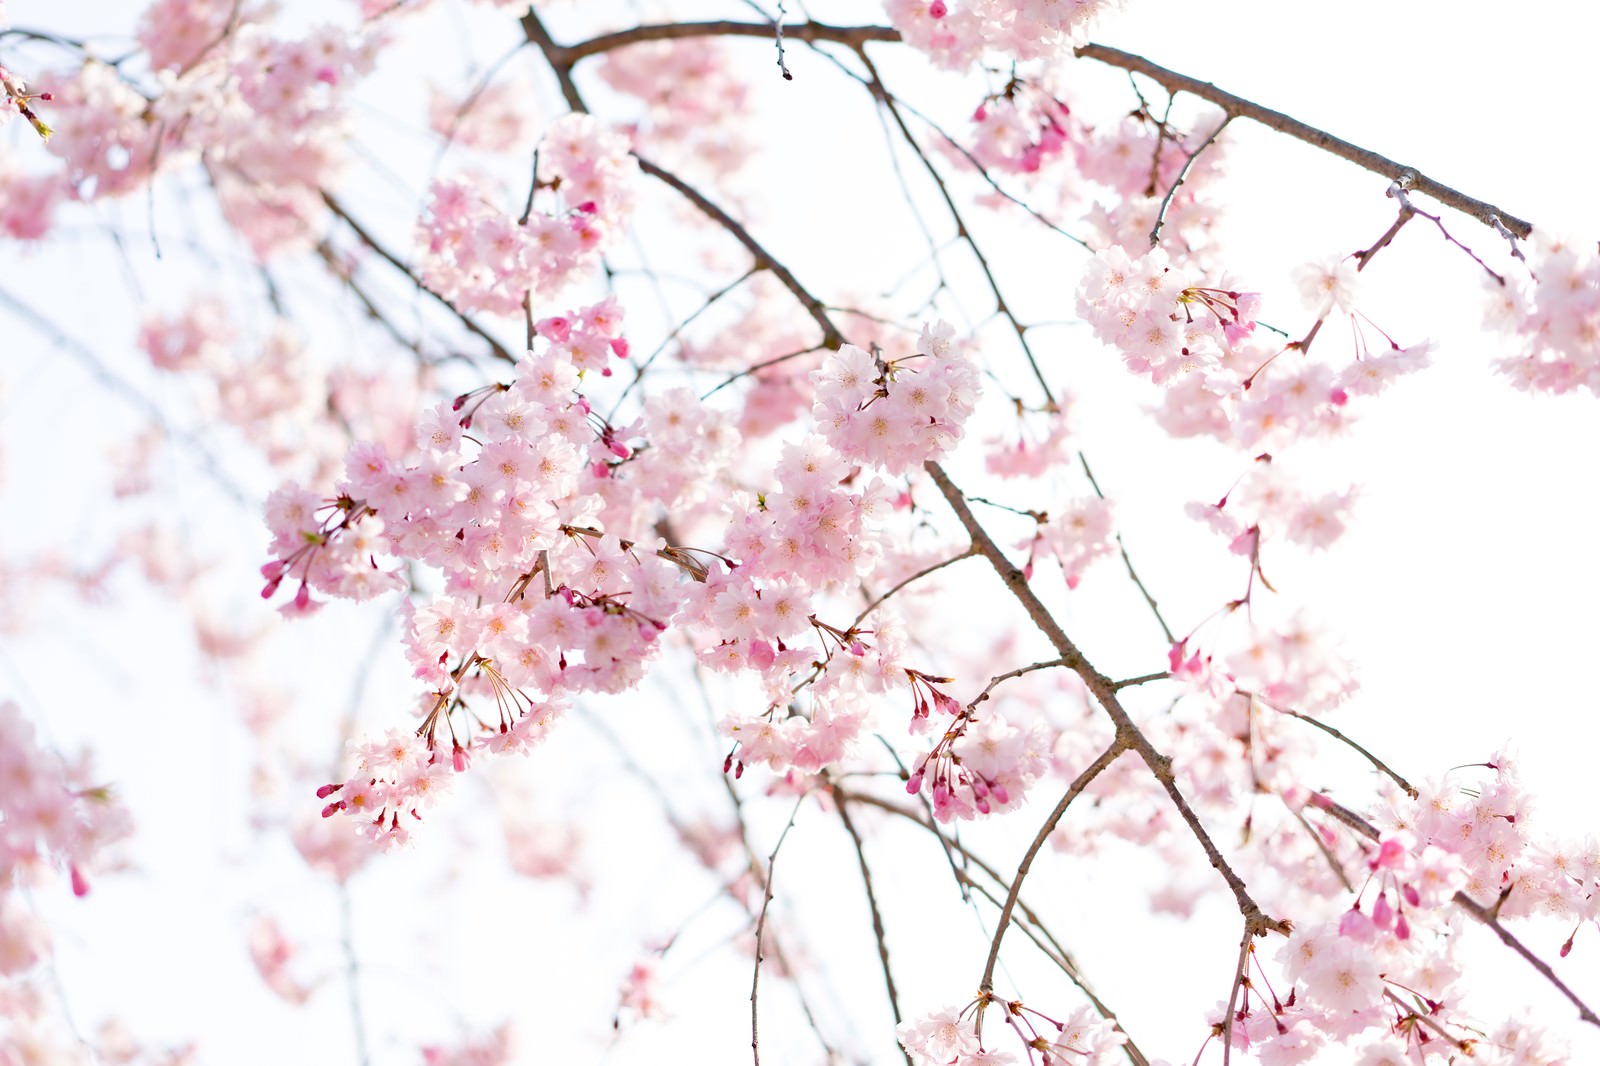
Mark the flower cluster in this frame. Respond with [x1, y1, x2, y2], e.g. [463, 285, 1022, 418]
[812, 322, 980, 474]
[886, 0, 1122, 70]
[417, 114, 636, 316]
[597, 38, 751, 179]
[0, 698, 132, 1012]
[1076, 245, 1257, 384]
[1486, 232, 1600, 394]
[963, 84, 1075, 177]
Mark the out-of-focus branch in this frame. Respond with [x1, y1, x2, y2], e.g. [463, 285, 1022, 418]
[319, 192, 516, 365]
[833, 792, 915, 1066]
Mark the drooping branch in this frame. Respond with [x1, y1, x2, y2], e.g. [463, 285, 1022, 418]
[924, 461, 1291, 940]
[978, 742, 1129, 1000]
[1076, 42, 1534, 240]
[839, 789, 1152, 1066]
[833, 792, 915, 1066]
[633, 156, 847, 350]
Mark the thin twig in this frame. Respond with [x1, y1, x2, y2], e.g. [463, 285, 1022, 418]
[635, 155, 846, 349]
[833, 792, 915, 1066]
[751, 796, 809, 1066]
[1219, 927, 1251, 1066]
[854, 48, 1057, 411]
[1078, 452, 1175, 644]
[557, 19, 900, 63]
[1256, 694, 1417, 798]
[978, 742, 1128, 998]
[339, 886, 372, 1066]
[838, 789, 1150, 1066]
[607, 265, 760, 420]
[1149, 116, 1231, 248]
[319, 192, 515, 365]
[853, 548, 979, 629]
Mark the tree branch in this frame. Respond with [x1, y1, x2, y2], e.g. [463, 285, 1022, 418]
[1076, 43, 1533, 239]
[925, 461, 1291, 939]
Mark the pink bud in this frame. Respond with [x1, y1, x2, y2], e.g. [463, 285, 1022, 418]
[590, 461, 611, 479]
[321, 801, 346, 818]
[293, 582, 311, 611]
[315, 782, 342, 799]
[929, 0, 948, 17]
[1395, 913, 1411, 941]
[905, 771, 924, 794]
[452, 743, 470, 773]
[609, 337, 630, 358]
[576, 200, 598, 214]
[972, 105, 987, 122]
[70, 864, 90, 897]
[990, 783, 1010, 804]
[607, 439, 631, 459]
[1338, 905, 1372, 941]
[1402, 883, 1420, 907]
[1372, 893, 1394, 929]
[1329, 386, 1349, 406]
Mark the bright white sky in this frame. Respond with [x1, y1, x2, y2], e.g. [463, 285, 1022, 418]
[4, 0, 1600, 1064]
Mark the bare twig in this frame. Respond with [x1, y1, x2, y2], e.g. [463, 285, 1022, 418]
[1220, 927, 1251, 1066]
[833, 792, 915, 1066]
[978, 742, 1128, 999]
[557, 19, 899, 63]
[319, 192, 516, 365]
[853, 548, 979, 629]
[752, 796, 809, 1066]
[635, 155, 846, 350]
[1256, 694, 1417, 798]
[854, 48, 1058, 410]
[1149, 115, 1230, 248]
[1078, 452, 1175, 644]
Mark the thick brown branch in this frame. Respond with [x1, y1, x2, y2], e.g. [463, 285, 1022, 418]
[560, 19, 900, 63]
[1076, 43, 1533, 239]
